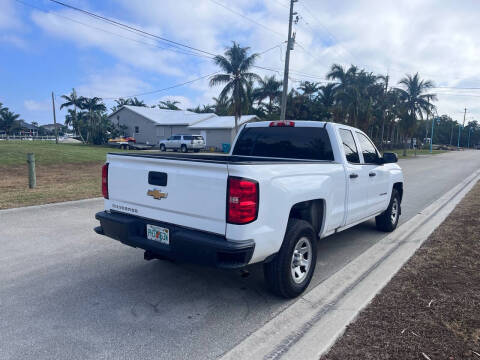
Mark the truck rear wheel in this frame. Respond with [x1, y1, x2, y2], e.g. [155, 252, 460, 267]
[375, 188, 401, 232]
[263, 219, 317, 298]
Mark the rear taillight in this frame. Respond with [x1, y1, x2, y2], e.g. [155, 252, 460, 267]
[227, 177, 258, 224]
[102, 163, 109, 199]
[269, 121, 295, 127]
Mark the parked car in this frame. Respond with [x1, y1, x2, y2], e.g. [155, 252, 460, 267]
[95, 121, 403, 298]
[159, 134, 205, 153]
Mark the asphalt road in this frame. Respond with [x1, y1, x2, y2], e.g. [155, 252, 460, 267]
[1, 150, 479, 360]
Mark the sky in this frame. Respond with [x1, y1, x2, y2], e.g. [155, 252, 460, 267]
[1, 0, 480, 125]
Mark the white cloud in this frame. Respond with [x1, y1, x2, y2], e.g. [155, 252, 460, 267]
[76, 66, 151, 100]
[24, 99, 50, 111]
[0, 0, 21, 29]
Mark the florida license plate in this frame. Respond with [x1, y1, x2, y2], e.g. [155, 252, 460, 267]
[146, 224, 170, 245]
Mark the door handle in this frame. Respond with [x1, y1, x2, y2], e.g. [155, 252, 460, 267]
[369, 172, 376, 177]
[349, 173, 358, 179]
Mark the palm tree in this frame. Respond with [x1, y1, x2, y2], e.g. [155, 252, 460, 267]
[254, 75, 282, 116]
[298, 81, 320, 100]
[1, 110, 22, 137]
[81, 97, 106, 143]
[210, 42, 260, 136]
[60, 88, 85, 143]
[317, 83, 337, 121]
[396, 73, 437, 155]
[157, 100, 181, 110]
[212, 96, 232, 116]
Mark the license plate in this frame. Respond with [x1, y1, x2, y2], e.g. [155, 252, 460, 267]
[146, 224, 170, 245]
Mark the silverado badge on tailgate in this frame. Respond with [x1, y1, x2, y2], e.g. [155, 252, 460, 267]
[147, 189, 168, 200]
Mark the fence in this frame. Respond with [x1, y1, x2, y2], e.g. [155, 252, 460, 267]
[0, 135, 58, 141]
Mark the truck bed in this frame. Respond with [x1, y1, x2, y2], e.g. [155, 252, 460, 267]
[109, 152, 335, 164]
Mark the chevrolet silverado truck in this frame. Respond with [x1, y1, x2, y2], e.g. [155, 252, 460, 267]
[95, 121, 403, 298]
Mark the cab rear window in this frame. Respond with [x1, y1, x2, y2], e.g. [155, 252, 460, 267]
[233, 126, 334, 161]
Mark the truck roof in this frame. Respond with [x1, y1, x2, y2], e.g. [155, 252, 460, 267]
[244, 120, 361, 133]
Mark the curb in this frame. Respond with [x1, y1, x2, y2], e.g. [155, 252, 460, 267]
[221, 169, 480, 360]
[0, 197, 103, 214]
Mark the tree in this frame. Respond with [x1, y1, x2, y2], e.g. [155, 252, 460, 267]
[157, 100, 181, 110]
[210, 42, 260, 136]
[188, 104, 215, 113]
[317, 83, 337, 121]
[298, 81, 320, 100]
[60, 88, 85, 143]
[254, 75, 282, 117]
[395, 73, 437, 155]
[81, 97, 107, 144]
[1, 110, 22, 136]
[111, 97, 147, 112]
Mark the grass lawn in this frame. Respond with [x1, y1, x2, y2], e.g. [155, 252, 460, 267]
[0, 141, 134, 209]
[388, 148, 447, 158]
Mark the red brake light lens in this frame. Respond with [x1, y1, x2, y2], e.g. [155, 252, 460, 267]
[227, 177, 258, 224]
[102, 163, 109, 199]
[269, 121, 295, 127]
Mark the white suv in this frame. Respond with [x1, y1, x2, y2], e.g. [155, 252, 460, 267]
[159, 134, 205, 153]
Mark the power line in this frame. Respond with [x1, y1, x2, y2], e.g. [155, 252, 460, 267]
[47, 0, 218, 58]
[209, 0, 285, 39]
[15, 0, 213, 59]
[101, 72, 220, 100]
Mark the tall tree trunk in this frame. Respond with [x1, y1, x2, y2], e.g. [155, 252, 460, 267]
[403, 134, 407, 157]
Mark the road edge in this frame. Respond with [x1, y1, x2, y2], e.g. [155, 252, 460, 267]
[220, 169, 480, 360]
[0, 197, 103, 214]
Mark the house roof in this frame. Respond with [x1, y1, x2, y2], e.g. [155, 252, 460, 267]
[189, 115, 258, 129]
[18, 120, 38, 130]
[111, 105, 216, 126]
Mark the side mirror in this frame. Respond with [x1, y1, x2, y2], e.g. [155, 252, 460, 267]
[382, 152, 398, 164]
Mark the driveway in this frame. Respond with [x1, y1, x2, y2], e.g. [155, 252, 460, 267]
[1, 150, 479, 360]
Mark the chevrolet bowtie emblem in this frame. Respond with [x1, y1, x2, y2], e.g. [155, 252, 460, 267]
[147, 189, 168, 200]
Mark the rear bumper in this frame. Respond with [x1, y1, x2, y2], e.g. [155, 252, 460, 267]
[94, 211, 254, 269]
[188, 143, 205, 149]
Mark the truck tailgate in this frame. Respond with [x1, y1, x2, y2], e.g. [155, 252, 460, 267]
[105, 154, 229, 235]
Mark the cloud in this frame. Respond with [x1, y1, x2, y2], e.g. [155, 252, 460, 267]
[24, 99, 50, 111]
[0, 0, 21, 29]
[75, 65, 151, 100]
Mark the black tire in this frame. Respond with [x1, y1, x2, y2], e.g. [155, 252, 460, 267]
[181, 145, 188, 153]
[263, 219, 317, 298]
[375, 188, 401, 232]
[160, 144, 166, 152]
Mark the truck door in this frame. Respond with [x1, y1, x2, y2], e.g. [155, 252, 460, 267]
[355, 132, 390, 215]
[339, 128, 370, 224]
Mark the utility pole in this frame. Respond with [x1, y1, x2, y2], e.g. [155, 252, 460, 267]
[280, 0, 297, 121]
[51, 91, 59, 144]
[457, 107, 466, 149]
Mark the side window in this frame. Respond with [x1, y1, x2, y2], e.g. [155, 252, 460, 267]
[174, 136, 181, 140]
[356, 132, 380, 163]
[134, 126, 139, 134]
[339, 129, 360, 164]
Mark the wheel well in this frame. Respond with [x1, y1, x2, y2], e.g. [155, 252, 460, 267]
[393, 182, 403, 202]
[288, 199, 325, 235]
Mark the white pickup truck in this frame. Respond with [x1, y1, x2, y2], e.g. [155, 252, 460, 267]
[95, 120, 403, 298]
